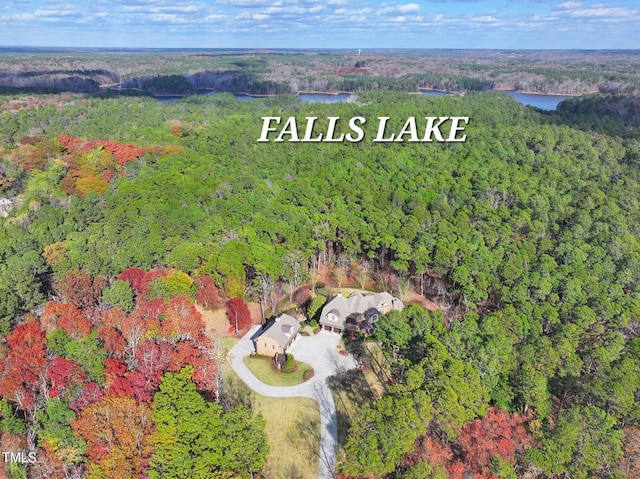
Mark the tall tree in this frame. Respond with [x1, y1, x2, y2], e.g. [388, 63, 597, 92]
[149, 366, 268, 479]
[226, 298, 251, 333]
[72, 395, 153, 479]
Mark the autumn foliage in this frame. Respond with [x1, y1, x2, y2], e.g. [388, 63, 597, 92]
[0, 319, 47, 411]
[55, 269, 105, 310]
[195, 274, 227, 309]
[57, 134, 144, 165]
[0, 268, 224, 478]
[72, 395, 153, 478]
[226, 297, 252, 332]
[458, 407, 533, 471]
[400, 408, 533, 479]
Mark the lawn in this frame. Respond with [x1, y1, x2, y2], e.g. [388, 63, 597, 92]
[244, 355, 314, 386]
[216, 337, 239, 353]
[222, 362, 321, 479]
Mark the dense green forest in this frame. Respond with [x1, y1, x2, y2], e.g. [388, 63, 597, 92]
[1, 90, 640, 478]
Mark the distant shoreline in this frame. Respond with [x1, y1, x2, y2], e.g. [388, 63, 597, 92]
[151, 88, 587, 100]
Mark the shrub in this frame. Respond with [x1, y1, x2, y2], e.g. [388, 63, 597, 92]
[285, 353, 295, 371]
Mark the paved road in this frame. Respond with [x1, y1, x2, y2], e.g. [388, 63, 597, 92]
[227, 326, 357, 479]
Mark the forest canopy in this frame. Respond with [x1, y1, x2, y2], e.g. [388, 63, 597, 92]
[0, 90, 640, 478]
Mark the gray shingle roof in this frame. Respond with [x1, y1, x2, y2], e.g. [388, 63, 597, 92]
[257, 313, 301, 349]
[319, 291, 404, 329]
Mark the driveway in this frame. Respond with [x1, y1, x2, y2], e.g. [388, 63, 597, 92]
[227, 326, 357, 479]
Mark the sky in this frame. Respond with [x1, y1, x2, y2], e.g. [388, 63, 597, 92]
[1, 0, 639, 50]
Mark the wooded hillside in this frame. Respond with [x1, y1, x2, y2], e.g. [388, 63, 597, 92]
[0, 90, 639, 478]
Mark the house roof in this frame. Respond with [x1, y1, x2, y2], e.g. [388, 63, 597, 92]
[255, 313, 301, 349]
[319, 291, 404, 328]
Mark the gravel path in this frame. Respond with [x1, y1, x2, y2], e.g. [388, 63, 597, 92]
[227, 326, 357, 479]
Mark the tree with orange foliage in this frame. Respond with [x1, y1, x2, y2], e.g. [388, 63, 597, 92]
[167, 339, 220, 398]
[41, 301, 85, 333]
[97, 325, 126, 357]
[161, 295, 205, 342]
[72, 395, 153, 479]
[457, 407, 533, 473]
[103, 140, 144, 165]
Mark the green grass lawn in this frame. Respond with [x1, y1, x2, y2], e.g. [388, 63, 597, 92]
[222, 362, 320, 479]
[216, 337, 239, 353]
[243, 355, 314, 386]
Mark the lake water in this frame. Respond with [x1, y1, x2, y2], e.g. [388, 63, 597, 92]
[159, 90, 571, 110]
[298, 93, 352, 103]
[500, 91, 571, 110]
[419, 89, 570, 110]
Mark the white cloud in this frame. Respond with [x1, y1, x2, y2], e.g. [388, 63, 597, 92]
[558, 1, 582, 8]
[569, 6, 637, 18]
[377, 3, 421, 15]
[148, 13, 188, 23]
[34, 9, 76, 17]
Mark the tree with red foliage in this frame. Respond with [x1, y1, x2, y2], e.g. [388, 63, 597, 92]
[103, 359, 134, 398]
[226, 297, 252, 333]
[0, 320, 47, 411]
[195, 274, 227, 310]
[170, 124, 183, 137]
[47, 357, 87, 398]
[55, 269, 104, 310]
[457, 407, 533, 474]
[139, 268, 171, 298]
[117, 267, 146, 294]
[69, 382, 103, 412]
[167, 339, 220, 397]
[57, 135, 144, 166]
[128, 340, 172, 401]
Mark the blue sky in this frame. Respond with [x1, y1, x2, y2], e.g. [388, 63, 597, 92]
[1, 0, 639, 49]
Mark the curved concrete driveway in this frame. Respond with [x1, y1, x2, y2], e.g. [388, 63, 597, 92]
[227, 325, 357, 479]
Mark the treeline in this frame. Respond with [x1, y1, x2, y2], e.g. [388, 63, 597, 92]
[120, 71, 293, 96]
[1, 91, 640, 477]
[3, 50, 640, 96]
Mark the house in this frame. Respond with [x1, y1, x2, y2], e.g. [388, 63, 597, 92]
[252, 313, 301, 358]
[319, 291, 404, 334]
